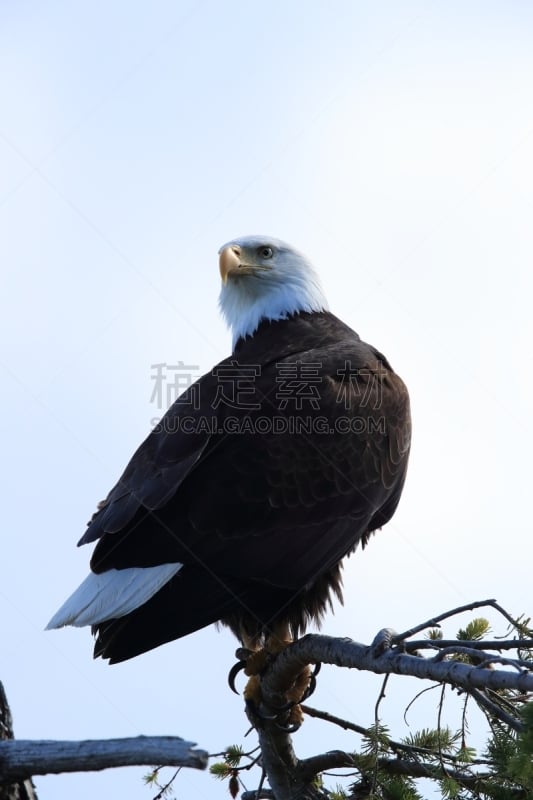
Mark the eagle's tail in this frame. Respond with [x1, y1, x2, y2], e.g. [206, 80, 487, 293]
[45, 563, 182, 629]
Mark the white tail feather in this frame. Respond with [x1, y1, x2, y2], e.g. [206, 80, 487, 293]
[46, 563, 182, 629]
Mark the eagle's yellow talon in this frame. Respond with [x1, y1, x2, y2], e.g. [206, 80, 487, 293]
[240, 632, 312, 727]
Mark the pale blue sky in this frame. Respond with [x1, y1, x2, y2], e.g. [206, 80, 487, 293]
[1, 3, 533, 798]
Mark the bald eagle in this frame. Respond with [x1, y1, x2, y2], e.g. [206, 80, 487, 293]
[47, 236, 411, 665]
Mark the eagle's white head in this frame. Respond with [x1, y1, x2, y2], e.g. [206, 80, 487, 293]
[218, 235, 329, 347]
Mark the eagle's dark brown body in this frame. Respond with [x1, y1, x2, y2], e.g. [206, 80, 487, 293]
[80, 311, 410, 662]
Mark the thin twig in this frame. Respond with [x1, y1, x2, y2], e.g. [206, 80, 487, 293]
[301, 705, 369, 737]
[430, 647, 533, 668]
[489, 601, 533, 633]
[403, 683, 440, 725]
[436, 683, 450, 780]
[210, 746, 261, 760]
[461, 692, 470, 750]
[152, 767, 181, 800]
[375, 674, 390, 720]
[371, 674, 390, 796]
[392, 599, 499, 643]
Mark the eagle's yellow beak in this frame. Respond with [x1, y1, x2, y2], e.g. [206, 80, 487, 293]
[219, 245, 242, 285]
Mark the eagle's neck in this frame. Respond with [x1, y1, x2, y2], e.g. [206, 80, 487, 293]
[231, 311, 361, 363]
[219, 278, 329, 349]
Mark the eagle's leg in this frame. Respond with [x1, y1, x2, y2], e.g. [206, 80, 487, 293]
[240, 624, 312, 728]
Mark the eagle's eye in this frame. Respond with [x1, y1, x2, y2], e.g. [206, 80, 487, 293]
[257, 246, 273, 260]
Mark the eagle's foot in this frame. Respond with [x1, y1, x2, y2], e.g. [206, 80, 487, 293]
[228, 641, 287, 696]
[244, 677, 278, 721]
[246, 663, 315, 731]
[231, 631, 319, 730]
[244, 680, 305, 731]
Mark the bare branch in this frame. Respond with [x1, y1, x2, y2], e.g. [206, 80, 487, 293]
[0, 737, 208, 783]
[299, 750, 354, 780]
[403, 683, 440, 724]
[430, 647, 533, 669]
[436, 684, 449, 779]
[372, 674, 390, 794]
[392, 598, 500, 642]
[151, 767, 181, 800]
[300, 705, 369, 737]
[391, 599, 533, 646]
[261, 634, 533, 707]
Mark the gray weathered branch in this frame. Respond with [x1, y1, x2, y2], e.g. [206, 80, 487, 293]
[0, 736, 208, 783]
[262, 633, 533, 702]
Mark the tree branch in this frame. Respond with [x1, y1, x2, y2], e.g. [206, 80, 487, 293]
[247, 629, 533, 796]
[300, 705, 369, 737]
[298, 750, 354, 781]
[0, 736, 208, 783]
[391, 598, 528, 642]
[370, 756, 496, 793]
[262, 634, 533, 707]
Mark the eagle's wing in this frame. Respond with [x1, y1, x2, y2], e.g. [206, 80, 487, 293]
[85, 339, 410, 586]
[79, 377, 217, 544]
